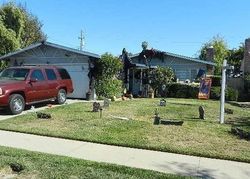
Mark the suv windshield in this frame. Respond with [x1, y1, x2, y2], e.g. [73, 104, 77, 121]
[0, 68, 30, 81]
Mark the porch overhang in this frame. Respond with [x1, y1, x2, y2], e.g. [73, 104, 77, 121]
[132, 63, 157, 69]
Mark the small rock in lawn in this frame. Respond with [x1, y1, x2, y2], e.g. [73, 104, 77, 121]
[225, 108, 234, 114]
[9, 163, 25, 172]
[92, 102, 101, 112]
[199, 106, 205, 120]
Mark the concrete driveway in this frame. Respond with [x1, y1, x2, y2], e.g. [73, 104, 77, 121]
[0, 99, 82, 121]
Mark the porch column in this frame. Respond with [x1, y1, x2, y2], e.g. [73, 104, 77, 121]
[132, 68, 135, 94]
[140, 69, 143, 91]
[126, 69, 130, 90]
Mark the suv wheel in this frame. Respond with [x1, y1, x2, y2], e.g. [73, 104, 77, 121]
[56, 89, 67, 104]
[9, 94, 25, 115]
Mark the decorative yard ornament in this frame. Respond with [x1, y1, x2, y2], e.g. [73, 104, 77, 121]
[154, 108, 160, 125]
[139, 42, 166, 66]
[199, 106, 205, 120]
[160, 99, 166, 106]
[92, 102, 101, 112]
[103, 98, 110, 108]
[196, 69, 206, 79]
[121, 48, 135, 83]
[162, 84, 166, 91]
[142, 41, 148, 50]
[36, 112, 51, 119]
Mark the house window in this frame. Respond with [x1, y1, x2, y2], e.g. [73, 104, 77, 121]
[191, 69, 198, 81]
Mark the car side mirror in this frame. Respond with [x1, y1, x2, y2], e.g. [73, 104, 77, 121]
[29, 78, 38, 83]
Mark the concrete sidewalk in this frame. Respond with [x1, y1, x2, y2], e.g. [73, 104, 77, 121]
[0, 130, 249, 179]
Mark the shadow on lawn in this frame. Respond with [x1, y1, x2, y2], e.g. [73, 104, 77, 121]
[226, 117, 250, 140]
[155, 161, 218, 179]
[168, 102, 199, 107]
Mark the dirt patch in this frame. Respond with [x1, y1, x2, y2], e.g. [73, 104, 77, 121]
[0, 167, 18, 179]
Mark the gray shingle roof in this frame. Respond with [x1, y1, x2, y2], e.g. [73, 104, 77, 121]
[130, 51, 216, 66]
[0, 41, 100, 60]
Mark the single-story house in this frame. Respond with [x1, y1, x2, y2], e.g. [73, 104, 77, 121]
[0, 41, 100, 99]
[121, 43, 216, 96]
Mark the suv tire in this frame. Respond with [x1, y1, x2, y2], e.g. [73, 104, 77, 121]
[56, 89, 67, 104]
[9, 94, 25, 115]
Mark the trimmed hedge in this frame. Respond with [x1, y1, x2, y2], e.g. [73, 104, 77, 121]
[210, 86, 238, 101]
[166, 83, 199, 98]
[163, 83, 238, 101]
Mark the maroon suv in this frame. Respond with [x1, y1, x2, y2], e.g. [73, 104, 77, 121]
[0, 66, 74, 114]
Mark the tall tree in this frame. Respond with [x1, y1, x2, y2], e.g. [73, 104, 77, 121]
[95, 53, 123, 98]
[0, 2, 25, 39]
[148, 66, 175, 94]
[227, 44, 244, 74]
[199, 35, 229, 75]
[0, 2, 46, 55]
[0, 20, 19, 55]
[19, 5, 46, 48]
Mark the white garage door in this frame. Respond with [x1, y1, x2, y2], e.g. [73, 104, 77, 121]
[58, 64, 89, 99]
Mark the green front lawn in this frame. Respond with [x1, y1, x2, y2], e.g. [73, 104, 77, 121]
[0, 98, 250, 162]
[0, 146, 186, 179]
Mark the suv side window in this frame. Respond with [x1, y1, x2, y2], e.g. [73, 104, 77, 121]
[58, 68, 71, 79]
[45, 69, 57, 80]
[30, 69, 45, 81]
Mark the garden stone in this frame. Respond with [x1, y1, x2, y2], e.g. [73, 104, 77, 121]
[199, 106, 205, 120]
[92, 102, 101, 112]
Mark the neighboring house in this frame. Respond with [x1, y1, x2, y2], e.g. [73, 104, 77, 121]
[122, 44, 216, 96]
[229, 38, 250, 93]
[241, 38, 250, 76]
[0, 41, 100, 99]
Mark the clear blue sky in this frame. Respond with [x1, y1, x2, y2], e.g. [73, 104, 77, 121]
[1, 0, 250, 57]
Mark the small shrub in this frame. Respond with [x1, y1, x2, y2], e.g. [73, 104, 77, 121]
[226, 87, 239, 101]
[163, 83, 238, 101]
[210, 87, 221, 100]
[210, 86, 238, 101]
[95, 79, 122, 98]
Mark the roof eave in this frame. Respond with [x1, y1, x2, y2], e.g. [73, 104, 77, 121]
[130, 53, 216, 66]
[0, 41, 100, 60]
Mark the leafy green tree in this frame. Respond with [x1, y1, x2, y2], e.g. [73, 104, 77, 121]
[228, 44, 244, 73]
[199, 35, 229, 75]
[0, 2, 25, 39]
[148, 66, 175, 95]
[0, 2, 46, 55]
[95, 53, 123, 98]
[19, 5, 46, 48]
[0, 20, 19, 55]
